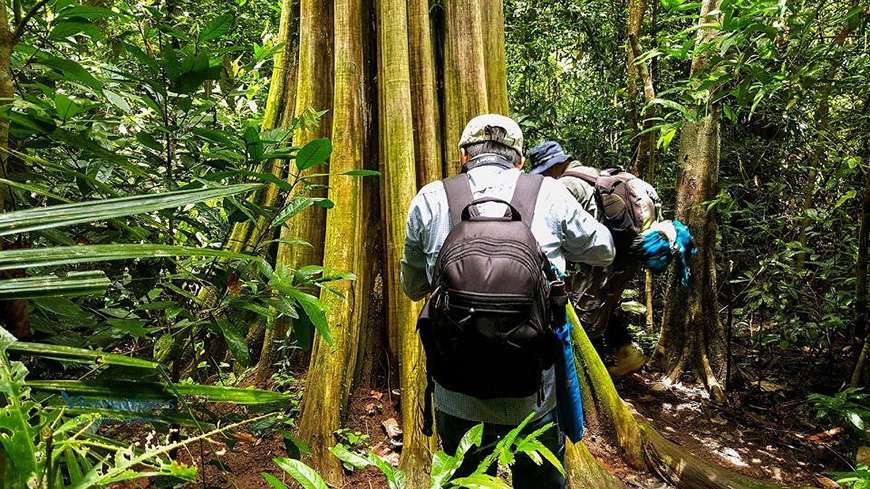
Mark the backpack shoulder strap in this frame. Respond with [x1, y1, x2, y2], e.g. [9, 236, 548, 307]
[560, 169, 599, 186]
[510, 173, 544, 225]
[442, 174, 474, 227]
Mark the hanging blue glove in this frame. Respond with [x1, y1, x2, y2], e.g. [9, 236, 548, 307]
[634, 219, 696, 287]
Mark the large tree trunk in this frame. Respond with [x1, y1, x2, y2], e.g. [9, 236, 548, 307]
[480, 0, 509, 115]
[376, 0, 433, 485]
[653, 0, 726, 403]
[275, 0, 334, 270]
[296, 0, 371, 482]
[248, 0, 301, 383]
[441, 0, 490, 175]
[408, 0, 443, 189]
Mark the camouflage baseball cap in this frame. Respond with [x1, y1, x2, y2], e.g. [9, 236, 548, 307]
[458, 114, 523, 156]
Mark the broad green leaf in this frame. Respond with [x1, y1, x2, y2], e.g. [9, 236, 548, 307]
[50, 21, 101, 40]
[0, 244, 262, 270]
[368, 453, 405, 489]
[32, 297, 85, 318]
[199, 14, 234, 42]
[28, 379, 291, 405]
[55, 93, 83, 120]
[456, 423, 484, 458]
[450, 474, 511, 489]
[261, 473, 289, 489]
[36, 53, 103, 91]
[311, 198, 335, 209]
[330, 443, 371, 470]
[214, 318, 250, 366]
[0, 271, 109, 299]
[649, 98, 691, 119]
[272, 458, 328, 489]
[295, 138, 332, 171]
[341, 169, 380, 177]
[7, 341, 157, 368]
[103, 89, 131, 113]
[430, 451, 458, 489]
[0, 184, 259, 236]
[55, 6, 119, 20]
[285, 289, 332, 345]
[847, 411, 865, 431]
[834, 190, 857, 209]
[272, 198, 314, 228]
[107, 318, 150, 338]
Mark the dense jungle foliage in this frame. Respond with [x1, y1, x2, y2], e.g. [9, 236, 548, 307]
[0, 0, 866, 487]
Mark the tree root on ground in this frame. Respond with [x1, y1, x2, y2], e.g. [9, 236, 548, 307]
[566, 304, 787, 489]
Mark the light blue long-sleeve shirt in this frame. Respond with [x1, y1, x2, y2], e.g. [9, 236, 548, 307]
[399, 164, 615, 425]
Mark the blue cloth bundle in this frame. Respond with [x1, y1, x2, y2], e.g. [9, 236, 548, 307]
[553, 321, 585, 443]
[634, 219, 696, 287]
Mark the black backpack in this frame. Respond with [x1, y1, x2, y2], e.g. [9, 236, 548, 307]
[418, 172, 566, 434]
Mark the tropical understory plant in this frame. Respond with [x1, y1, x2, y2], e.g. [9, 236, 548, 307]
[262, 412, 564, 489]
[0, 164, 348, 486]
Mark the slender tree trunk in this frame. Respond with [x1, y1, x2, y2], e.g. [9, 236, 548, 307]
[653, 0, 726, 403]
[625, 0, 644, 172]
[441, 0, 489, 175]
[297, 0, 369, 480]
[0, 4, 31, 340]
[276, 0, 334, 270]
[377, 0, 433, 484]
[480, 0, 509, 115]
[795, 97, 829, 273]
[628, 32, 658, 330]
[851, 131, 869, 386]
[655, 111, 726, 402]
[408, 0, 443, 189]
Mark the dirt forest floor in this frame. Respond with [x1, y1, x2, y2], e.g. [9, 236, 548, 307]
[158, 363, 850, 489]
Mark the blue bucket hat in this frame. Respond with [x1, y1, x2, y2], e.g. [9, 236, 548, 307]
[528, 141, 572, 175]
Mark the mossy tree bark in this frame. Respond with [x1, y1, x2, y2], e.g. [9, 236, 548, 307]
[408, 0, 443, 189]
[566, 305, 783, 489]
[275, 0, 334, 270]
[377, 0, 434, 485]
[653, 0, 727, 403]
[296, 0, 370, 481]
[441, 0, 490, 175]
[480, 0, 509, 115]
[246, 0, 301, 383]
[654, 111, 726, 402]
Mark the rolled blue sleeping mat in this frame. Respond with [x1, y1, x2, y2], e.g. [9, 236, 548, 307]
[553, 321, 585, 443]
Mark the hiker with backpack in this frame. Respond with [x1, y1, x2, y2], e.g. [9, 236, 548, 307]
[527, 140, 693, 377]
[401, 115, 615, 488]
